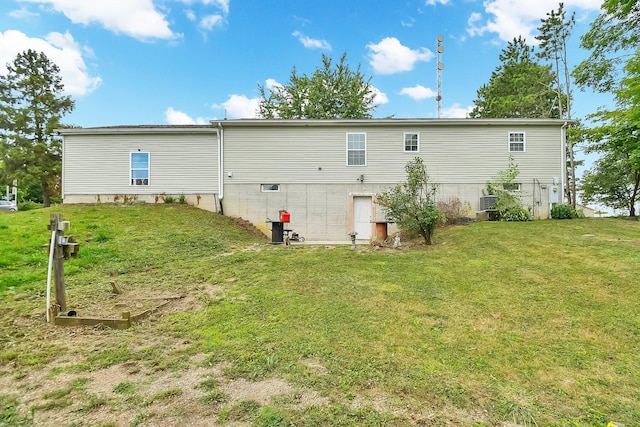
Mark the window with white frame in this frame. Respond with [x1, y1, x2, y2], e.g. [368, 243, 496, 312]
[261, 184, 280, 192]
[404, 132, 419, 152]
[130, 152, 149, 186]
[347, 132, 366, 166]
[502, 183, 521, 191]
[509, 132, 525, 152]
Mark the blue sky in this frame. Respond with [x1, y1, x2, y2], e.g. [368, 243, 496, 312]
[0, 0, 612, 128]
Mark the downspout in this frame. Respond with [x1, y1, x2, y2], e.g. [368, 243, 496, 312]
[560, 121, 568, 206]
[217, 121, 224, 215]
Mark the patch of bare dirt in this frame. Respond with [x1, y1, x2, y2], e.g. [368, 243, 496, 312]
[0, 253, 495, 426]
[0, 281, 343, 427]
[222, 378, 292, 405]
[299, 357, 328, 376]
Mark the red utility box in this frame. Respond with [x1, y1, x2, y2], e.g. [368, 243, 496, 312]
[279, 210, 290, 223]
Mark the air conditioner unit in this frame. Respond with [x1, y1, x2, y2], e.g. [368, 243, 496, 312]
[479, 195, 497, 211]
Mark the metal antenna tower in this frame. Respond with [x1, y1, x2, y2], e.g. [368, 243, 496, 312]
[436, 35, 444, 119]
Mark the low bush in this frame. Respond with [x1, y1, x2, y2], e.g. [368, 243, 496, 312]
[16, 200, 43, 211]
[551, 204, 583, 219]
[499, 206, 531, 222]
[438, 197, 472, 225]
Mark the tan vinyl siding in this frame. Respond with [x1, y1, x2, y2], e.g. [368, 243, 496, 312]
[63, 132, 218, 196]
[222, 123, 562, 185]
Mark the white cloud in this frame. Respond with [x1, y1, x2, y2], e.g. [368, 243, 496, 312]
[367, 37, 434, 75]
[425, 0, 451, 5]
[400, 85, 437, 100]
[207, 0, 229, 15]
[200, 14, 223, 30]
[164, 107, 207, 124]
[8, 6, 39, 19]
[19, 0, 176, 40]
[178, 0, 229, 33]
[467, 0, 602, 43]
[441, 103, 473, 118]
[370, 86, 389, 106]
[0, 29, 101, 97]
[401, 18, 415, 28]
[265, 78, 282, 91]
[292, 31, 331, 50]
[213, 94, 260, 119]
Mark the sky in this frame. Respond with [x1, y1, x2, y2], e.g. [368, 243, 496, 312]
[0, 0, 613, 128]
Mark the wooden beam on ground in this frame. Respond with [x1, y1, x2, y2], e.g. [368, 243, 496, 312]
[55, 312, 131, 329]
[54, 296, 183, 329]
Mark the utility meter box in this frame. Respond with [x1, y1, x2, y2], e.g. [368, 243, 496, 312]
[549, 185, 559, 204]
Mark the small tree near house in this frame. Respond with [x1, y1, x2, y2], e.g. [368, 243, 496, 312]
[376, 157, 443, 246]
[486, 157, 531, 221]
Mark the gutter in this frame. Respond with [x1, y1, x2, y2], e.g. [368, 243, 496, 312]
[215, 118, 575, 128]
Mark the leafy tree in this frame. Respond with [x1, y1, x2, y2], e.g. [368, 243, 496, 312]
[470, 37, 559, 119]
[486, 156, 531, 221]
[258, 52, 376, 119]
[573, 1, 639, 216]
[573, 0, 640, 93]
[376, 157, 443, 246]
[0, 49, 74, 207]
[580, 49, 640, 217]
[581, 150, 639, 217]
[536, 3, 579, 207]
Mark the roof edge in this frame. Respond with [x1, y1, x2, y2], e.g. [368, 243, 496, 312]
[56, 125, 218, 135]
[211, 118, 576, 127]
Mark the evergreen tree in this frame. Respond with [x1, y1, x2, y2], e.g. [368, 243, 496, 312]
[536, 3, 578, 206]
[470, 37, 559, 118]
[0, 49, 74, 207]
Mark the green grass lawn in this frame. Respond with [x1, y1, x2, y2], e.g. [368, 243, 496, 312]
[1, 205, 639, 426]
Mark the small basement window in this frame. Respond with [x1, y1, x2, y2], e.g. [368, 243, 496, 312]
[261, 184, 280, 192]
[503, 183, 521, 191]
[130, 152, 149, 186]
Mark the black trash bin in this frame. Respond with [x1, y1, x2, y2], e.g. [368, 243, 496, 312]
[269, 221, 284, 244]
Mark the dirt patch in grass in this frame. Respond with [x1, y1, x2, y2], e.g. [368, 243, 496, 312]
[0, 282, 364, 426]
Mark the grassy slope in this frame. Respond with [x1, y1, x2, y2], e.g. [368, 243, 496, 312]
[1, 205, 639, 426]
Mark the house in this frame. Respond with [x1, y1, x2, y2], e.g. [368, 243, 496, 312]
[60, 118, 569, 242]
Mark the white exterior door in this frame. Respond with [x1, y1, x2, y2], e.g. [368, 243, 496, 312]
[353, 196, 372, 240]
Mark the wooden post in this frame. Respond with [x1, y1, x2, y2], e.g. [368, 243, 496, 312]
[50, 213, 67, 313]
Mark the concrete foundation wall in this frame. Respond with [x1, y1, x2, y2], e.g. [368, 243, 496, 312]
[221, 182, 555, 242]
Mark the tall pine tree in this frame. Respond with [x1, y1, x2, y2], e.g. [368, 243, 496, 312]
[470, 37, 559, 119]
[536, 2, 578, 206]
[0, 50, 74, 206]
